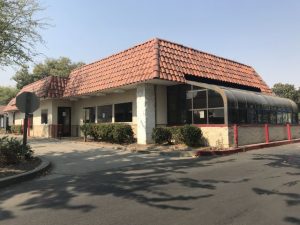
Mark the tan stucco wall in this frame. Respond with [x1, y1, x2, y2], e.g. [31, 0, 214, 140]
[291, 125, 300, 139]
[228, 124, 300, 147]
[238, 126, 266, 146]
[9, 111, 24, 126]
[71, 89, 137, 137]
[30, 125, 49, 137]
[269, 125, 288, 142]
[200, 126, 230, 148]
[71, 89, 137, 126]
[30, 100, 53, 137]
[7, 100, 53, 137]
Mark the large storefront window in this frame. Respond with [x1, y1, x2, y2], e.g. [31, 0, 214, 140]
[168, 84, 298, 125]
[167, 85, 225, 125]
[225, 88, 298, 124]
[97, 105, 112, 123]
[115, 102, 132, 122]
[167, 85, 189, 125]
[188, 89, 224, 124]
[84, 107, 96, 123]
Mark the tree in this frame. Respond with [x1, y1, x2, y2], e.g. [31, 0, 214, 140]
[0, 0, 46, 66]
[12, 57, 85, 89]
[272, 83, 300, 103]
[33, 57, 85, 79]
[11, 65, 35, 89]
[0, 85, 18, 105]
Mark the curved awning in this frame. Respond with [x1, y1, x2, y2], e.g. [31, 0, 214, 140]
[221, 87, 298, 112]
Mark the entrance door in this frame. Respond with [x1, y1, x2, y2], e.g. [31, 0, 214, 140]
[57, 107, 71, 137]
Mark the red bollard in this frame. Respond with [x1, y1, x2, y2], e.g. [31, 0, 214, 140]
[287, 123, 292, 140]
[265, 124, 269, 144]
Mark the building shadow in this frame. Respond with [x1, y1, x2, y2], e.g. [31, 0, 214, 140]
[0, 143, 247, 221]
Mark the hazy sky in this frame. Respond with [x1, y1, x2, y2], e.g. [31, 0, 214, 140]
[1, 0, 300, 88]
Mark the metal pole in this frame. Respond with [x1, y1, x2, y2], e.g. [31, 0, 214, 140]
[23, 113, 28, 151]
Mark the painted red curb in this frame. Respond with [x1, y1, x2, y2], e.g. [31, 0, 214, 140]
[195, 138, 300, 157]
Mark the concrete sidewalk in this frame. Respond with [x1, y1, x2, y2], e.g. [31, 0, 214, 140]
[27, 138, 177, 175]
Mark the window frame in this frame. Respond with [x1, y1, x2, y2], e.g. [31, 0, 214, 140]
[83, 107, 96, 123]
[114, 102, 133, 123]
[41, 109, 48, 124]
[97, 104, 113, 123]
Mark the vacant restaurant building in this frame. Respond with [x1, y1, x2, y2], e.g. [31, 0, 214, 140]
[4, 38, 300, 147]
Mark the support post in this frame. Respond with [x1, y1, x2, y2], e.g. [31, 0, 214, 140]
[265, 124, 269, 143]
[27, 116, 30, 137]
[287, 123, 292, 140]
[136, 84, 155, 144]
[22, 113, 28, 152]
[233, 124, 238, 148]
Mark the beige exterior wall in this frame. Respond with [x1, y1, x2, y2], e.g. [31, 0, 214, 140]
[71, 89, 137, 125]
[6, 82, 298, 146]
[291, 125, 300, 139]
[30, 100, 53, 137]
[269, 125, 288, 142]
[228, 124, 300, 147]
[238, 126, 266, 146]
[72, 89, 137, 136]
[8, 111, 24, 126]
[6, 89, 139, 138]
[200, 126, 230, 148]
[7, 100, 53, 137]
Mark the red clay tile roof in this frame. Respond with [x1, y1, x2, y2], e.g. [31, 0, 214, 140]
[4, 98, 17, 112]
[63, 38, 271, 97]
[0, 105, 5, 114]
[4, 76, 68, 112]
[5, 38, 272, 111]
[20, 76, 68, 98]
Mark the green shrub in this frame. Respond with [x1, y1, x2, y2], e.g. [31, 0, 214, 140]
[0, 136, 33, 165]
[89, 124, 101, 141]
[82, 123, 134, 144]
[181, 125, 202, 147]
[80, 123, 92, 142]
[168, 127, 184, 144]
[98, 124, 114, 142]
[152, 127, 172, 144]
[10, 125, 23, 135]
[112, 124, 134, 144]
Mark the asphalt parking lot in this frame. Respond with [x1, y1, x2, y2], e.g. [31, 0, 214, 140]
[0, 139, 299, 225]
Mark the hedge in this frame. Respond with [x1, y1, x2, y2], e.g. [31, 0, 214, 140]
[80, 123, 134, 144]
[180, 125, 202, 147]
[152, 125, 203, 147]
[152, 127, 172, 144]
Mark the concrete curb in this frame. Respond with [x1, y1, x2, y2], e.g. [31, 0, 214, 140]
[195, 138, 300, 157]
[0, 157, 51, 188]
[159, 150, 198, 157]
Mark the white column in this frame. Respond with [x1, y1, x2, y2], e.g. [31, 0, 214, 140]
[136, 84, 155, 144]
